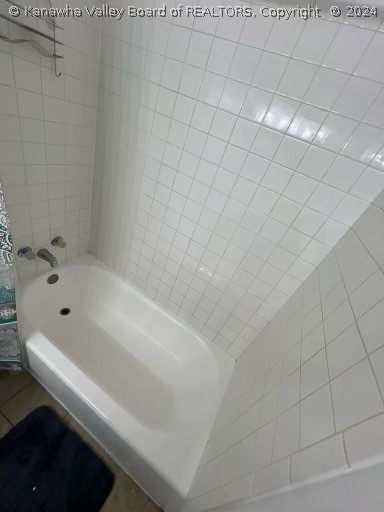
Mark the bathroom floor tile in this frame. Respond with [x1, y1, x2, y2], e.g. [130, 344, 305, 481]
[0, 380, 67, 425]
[102, 455, 158, 512]
[0, 411, 12, 437]
[0, 371, 34, 406]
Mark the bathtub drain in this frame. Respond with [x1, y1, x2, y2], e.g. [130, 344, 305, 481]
[60, 308, 70, 316]
[47, 274, 59, 284]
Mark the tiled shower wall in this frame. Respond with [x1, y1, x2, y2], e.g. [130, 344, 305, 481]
[91, 0, 384, 358]
[0, 0, 100, 277]
[182, 188, 384, 512]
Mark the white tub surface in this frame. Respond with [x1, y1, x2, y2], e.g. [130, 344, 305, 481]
[19, 255, 234, 509]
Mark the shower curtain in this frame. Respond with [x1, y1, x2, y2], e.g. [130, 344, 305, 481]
[0, 182, 21, 371]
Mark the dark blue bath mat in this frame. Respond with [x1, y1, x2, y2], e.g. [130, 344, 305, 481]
[0, 406, 114, 512]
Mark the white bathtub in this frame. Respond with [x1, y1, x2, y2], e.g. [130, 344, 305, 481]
[18, 254, 234, 510]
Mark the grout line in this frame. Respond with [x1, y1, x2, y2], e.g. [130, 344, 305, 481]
[0, 377, 34, 409]
[317, 272, 338, 435]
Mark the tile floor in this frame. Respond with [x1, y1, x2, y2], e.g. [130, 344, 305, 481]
[0, 371, 161, 512]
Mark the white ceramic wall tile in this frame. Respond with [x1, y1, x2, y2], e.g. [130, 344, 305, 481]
[344, 413, 384, 468]
[322, 24, 373, 73]
[331, 359, 383, 431]
[1, 8, 99, 277]
[305, 68, 348, 110]
[253, 458, 291, 497]
[293, 18, 338, 64]
[300, 384, 334, 448]
[358, 299, 384, 354]
[183, 193, 384, 511]
[326, 325, 366, 379]
[272, 405, 299, 461]
[291, 434, 347, 485]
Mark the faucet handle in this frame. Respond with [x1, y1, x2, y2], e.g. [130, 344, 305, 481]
[17, 246, 36, 261]
[51, 236, 67, 248]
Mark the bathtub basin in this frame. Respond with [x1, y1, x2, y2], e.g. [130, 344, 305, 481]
[18, 254, 233, 509]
